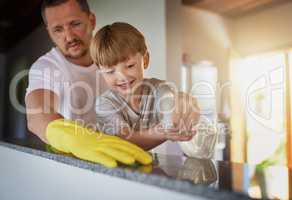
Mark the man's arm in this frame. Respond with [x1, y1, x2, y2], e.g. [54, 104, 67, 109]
[25, 89, 63, 143]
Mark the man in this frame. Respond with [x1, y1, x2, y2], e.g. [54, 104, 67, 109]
[25, 0, 106, 143]
[26, 0, 199, 145]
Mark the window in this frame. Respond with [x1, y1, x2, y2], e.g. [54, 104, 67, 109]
[230, 51, 289, 166]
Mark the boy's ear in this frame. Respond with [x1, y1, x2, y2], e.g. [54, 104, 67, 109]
[143, 51, 150, 69]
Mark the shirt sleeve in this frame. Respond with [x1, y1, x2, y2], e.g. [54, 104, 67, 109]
[95, 96, 128, 135]
[25, 59, 63, 98]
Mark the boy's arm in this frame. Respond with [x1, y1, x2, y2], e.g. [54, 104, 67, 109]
[119, 128, 165, 151]
[95, 94, 194, 151]
[118, 126, 193, 151]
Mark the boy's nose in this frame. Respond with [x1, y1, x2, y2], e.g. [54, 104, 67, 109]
[116, 71, 128, 81]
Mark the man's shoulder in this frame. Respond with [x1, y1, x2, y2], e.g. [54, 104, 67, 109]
[30, 47, 64, 71]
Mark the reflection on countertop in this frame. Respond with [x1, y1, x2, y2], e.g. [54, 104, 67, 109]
[153, 153, 291, 199]
[1, 137, 291, 199]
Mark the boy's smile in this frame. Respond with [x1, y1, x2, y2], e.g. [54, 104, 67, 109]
[116, 79, 136, 90]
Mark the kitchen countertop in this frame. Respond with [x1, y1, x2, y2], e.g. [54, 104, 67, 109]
[0, 138, 290, 199]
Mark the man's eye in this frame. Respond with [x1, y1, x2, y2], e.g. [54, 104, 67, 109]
[72, 22, 82, 27]
[53, 28, 62, 33]
[128, 64, 135, 68]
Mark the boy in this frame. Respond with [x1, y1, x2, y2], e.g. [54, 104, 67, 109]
[90, 22, 199, 150]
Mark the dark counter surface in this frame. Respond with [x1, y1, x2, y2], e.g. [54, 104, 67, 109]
[0, 138, 290, 199]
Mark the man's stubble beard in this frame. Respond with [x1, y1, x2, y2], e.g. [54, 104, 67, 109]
[65, 48, 88, 60]
[56, 38, 89, 60]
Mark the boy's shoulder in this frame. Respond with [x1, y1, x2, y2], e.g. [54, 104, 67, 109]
[144, 78, 175, 94]
[96, 90, 126, 109]
[144, 78, 163, 85]
[96, 90, 117, 103]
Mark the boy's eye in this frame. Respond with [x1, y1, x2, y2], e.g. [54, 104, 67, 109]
[99, 68, 115, 74]
[106, 70, 115, 74]
[128, 64, 135, 68]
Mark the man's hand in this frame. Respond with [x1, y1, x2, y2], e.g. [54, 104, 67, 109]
[47, 119, 153, 168]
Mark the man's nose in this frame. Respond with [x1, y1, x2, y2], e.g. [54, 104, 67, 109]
[64, 27, 75, 43]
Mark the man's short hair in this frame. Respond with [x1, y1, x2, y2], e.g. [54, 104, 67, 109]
[90, 22, 148, 68]
[41, 0, 90, 24]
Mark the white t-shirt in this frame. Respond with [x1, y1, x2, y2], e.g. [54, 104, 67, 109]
[26, 47, 108, 127]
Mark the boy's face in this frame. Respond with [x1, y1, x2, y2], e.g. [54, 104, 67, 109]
[99, 52, 149, 97]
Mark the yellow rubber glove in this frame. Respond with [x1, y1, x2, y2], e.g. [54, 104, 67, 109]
[46, 119, 152, 168]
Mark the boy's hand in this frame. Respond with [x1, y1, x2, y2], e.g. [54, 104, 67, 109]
[152, 124, 195, 142]
[159, 91, 200, 136]
[173, 92, 200, 132]
[163, 130, 194, 141]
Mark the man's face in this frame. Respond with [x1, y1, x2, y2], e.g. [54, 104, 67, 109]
[45, 0, 95, 61]
[99, 52, 149, 97]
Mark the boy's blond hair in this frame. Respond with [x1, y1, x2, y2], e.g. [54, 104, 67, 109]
[90, 22, 147, 68]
